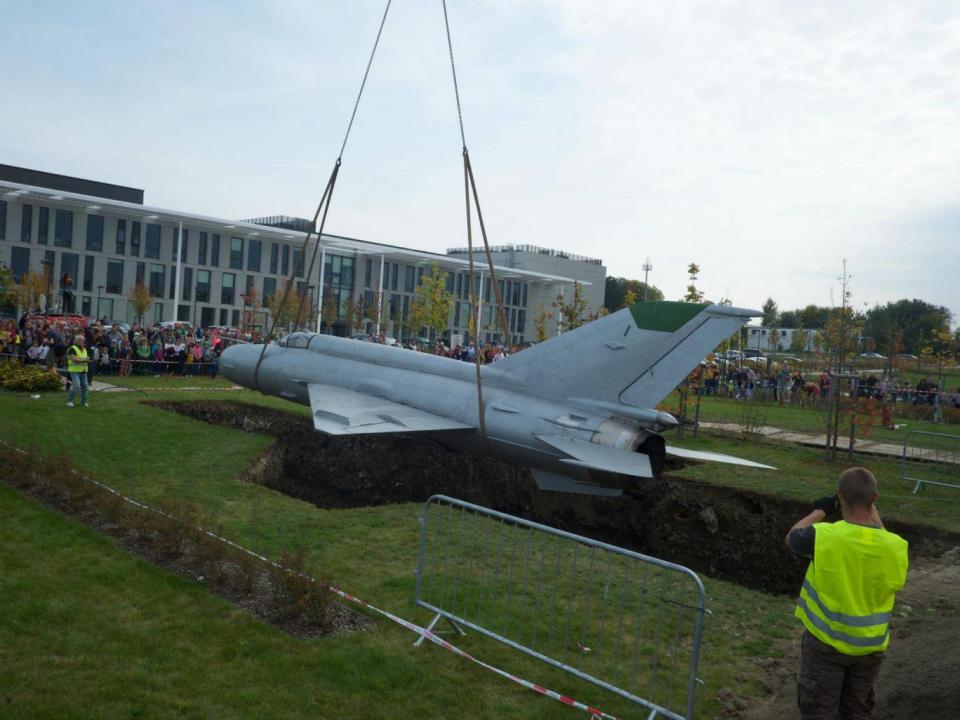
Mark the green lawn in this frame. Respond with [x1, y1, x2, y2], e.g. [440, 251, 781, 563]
[0, 387, 808, 718]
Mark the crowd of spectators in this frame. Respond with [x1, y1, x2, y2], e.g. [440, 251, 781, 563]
[0, 315, 227, 379]
[690, 360, 960, 410]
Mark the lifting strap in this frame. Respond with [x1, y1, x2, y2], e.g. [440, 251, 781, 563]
[253, 0, 392, 392]
[443, 0, 511, 437]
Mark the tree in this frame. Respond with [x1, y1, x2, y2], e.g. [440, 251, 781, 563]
[769, 328, 781, 351]
[603, 276, 663, 311]
[240, 286, 260, 333]
[682, 263, 705, 303]
[790, 328, 810, 354]
[127, 282, 154, 324]
[409, 262, 454, 341]
[553, 282, 588, 331]
[12, 270, 49, 310]
[761, 297, 779, 327]
[534, 304, 552, 342]
[622, 288, 638, 308]
[266, 288, 309, 329]
[863, 299, 952, 355]
[0, 264, 16, 306]
[346, 296, 368, 334]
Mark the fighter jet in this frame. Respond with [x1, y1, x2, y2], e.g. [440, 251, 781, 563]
[221, 300, 773, 496]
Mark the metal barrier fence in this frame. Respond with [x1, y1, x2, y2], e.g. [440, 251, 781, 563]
[900, 431, 960, 494]
[414, 495, 707, 720]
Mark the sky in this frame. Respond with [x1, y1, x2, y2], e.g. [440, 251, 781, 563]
[2, 0, 958, 321]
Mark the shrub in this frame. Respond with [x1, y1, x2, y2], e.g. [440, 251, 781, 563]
[0, 360, 63, 392]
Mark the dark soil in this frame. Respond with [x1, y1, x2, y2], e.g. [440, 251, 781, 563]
[149, 400, 960, 598]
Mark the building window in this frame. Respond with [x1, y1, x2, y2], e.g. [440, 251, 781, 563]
[229, 237, 243, 269]
[136, 262, 145, 285]
[262, 276, 276, 302]
[281, 245, 289, 275]
[10, 246, 29, 281]
[182, 267, 192, 301]
[391, 263, 399, 291]
[293, 249, 304, 278]
[219, 308, 228, 326]
[247, 239, 261, 272]
[270, 243, 279, 274]
[198, 232, 207, 265]
[85, 214, 104, 252]
[231, 309, 240, 327]
[81, 296, 91, 317]
[169, 268, 176, 299]
[106, 260, 123, 294]
[115, 219, 126, 255]
[99, 298, 114, 320]
[54, 209, 73, 247]
[148, 264, 165, 297]
[200, 306, 215, 328]
[364, 258, 372, 287]
[0, 200, 6, 240]
[404, 265, 415, 293]
[41, 251, 55, 284]
[171, 227, 188, 262]
[82, 255, 94, 292]
[20, 204, 32, 243]
[38, 207, 49, 245]
[521, 284, 527, 307]
[154, 303, 164, 324]
[210, 234, 220, 267]
[196, 270, 211, 303]
[145, 224, 161, 258]
[130, 221, 141, 256]
[221, 272, 235, 304]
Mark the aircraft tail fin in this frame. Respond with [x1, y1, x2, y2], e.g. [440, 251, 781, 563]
[493, 301, 758, 409]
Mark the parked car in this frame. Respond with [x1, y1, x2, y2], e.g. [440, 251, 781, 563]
[857, 352, 886, 360]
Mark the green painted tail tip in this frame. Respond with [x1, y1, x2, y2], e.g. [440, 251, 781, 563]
[628, 301, 709, 332]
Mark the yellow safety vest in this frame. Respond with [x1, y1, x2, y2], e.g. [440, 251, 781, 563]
[67, 345, 88, 374]
[795, 520, 908, 655]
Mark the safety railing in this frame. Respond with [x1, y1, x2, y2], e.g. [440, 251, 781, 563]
[414, 495, 707, 720]
[900, 431, 960, 494]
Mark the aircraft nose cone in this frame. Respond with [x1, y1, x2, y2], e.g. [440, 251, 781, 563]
[220, 343, 259, 389]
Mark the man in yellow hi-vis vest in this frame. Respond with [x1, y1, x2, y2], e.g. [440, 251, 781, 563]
[785, 467, 908, 719]
[65, 333, 90, 408]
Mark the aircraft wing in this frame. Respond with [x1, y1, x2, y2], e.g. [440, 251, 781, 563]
[665, 445, 775, 469]
[535, 434, 655, 478]
[307, 384, 472, 435]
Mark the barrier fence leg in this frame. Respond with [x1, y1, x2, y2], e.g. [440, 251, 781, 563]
[414, 612, 466, 647]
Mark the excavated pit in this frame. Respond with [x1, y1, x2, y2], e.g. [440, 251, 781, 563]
[148, 400, 960, 597]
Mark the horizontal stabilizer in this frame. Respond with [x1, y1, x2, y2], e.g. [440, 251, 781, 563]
[307, 384, 471, 435]
[665, 445, 775, 470]
[535, 434, 655, 478]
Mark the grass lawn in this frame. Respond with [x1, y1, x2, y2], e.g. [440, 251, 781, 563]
[668, 394, 960, 449]
[0, 387, 807, 718]
[7, 378, 960, 717]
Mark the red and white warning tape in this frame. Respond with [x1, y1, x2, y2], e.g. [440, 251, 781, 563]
[1, 440, 619, 720]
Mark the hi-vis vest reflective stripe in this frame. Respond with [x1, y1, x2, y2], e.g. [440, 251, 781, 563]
[795, 520, 908, 655]
[66, 345, 88, 373]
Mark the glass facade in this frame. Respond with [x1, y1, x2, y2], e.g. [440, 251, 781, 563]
[229, 237, 243, 269]
[247, 239, 261, 272]
[38, 207, 49, 245]
[149, 263, 165, 297]
[182, 267, 192, 301]
[85, 214, 104, 251]
[82, 255, 94, 292]
[54, 209, 73, 247]
[130, 221, 141, 256]
[221, 272, 235, 304]
[60, 253, 79, 288]
[0, 200, 5, 240]
[10, 246, 29, 281]
[196, 270, 211, 302]
[210, 234, 220, 266]
[20, 204, 32, 243]
[262, 276, 276, 302]
[106, 260, 123, 294]
[145, 224, 161, 258]
[171, 227, 188, 262]
[270, 243, 278, 274]
[115, 219, 126, 255]
[198, 232, 207, 265]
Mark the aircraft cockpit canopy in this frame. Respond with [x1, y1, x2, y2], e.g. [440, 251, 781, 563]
[278, 332, 315, 349]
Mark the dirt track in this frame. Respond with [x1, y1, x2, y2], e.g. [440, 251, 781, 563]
[152, 400, 960, 717]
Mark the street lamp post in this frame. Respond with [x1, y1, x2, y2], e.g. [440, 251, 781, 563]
[642, 258, 653, 302]
[192, 282, 200, 329]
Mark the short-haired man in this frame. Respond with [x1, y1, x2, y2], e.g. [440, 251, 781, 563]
[785, 467, 908, 719]
[65, 333, 90, 408]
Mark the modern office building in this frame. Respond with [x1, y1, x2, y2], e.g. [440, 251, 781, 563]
[0, 165, 604, 343]
[446, 244, 607, 319]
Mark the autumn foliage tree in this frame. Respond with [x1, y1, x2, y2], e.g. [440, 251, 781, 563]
[683, 263, 705, 303]
[127, 282, 154, 323]
[267, 288, 310, 329]
[409, 262, 454, 341]
[553, 282, 588, 331]
[13, 270, 50, 310]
